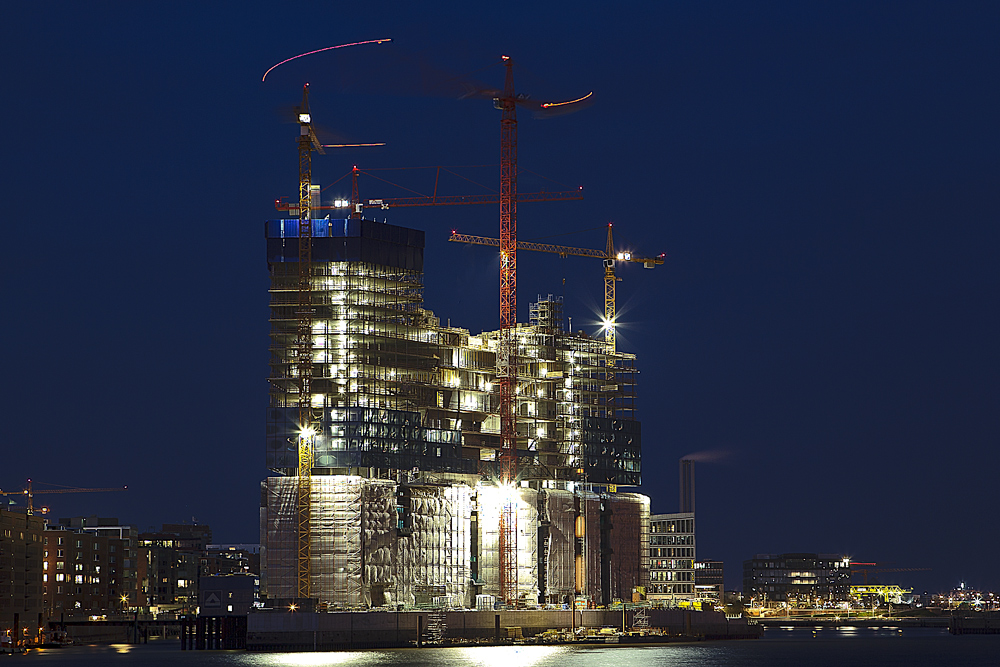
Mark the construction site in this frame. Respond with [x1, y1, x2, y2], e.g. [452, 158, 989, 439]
[260, 61, 659, 617]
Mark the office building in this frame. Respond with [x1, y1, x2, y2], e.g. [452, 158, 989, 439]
[743, 553, 851, 604]
[647, 512, 695, 600]
[694, 559, 724, 603]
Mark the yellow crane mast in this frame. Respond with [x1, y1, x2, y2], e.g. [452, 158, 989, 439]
[294, 84, 324, 601]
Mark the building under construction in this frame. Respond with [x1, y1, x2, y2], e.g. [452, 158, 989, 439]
[260, 216, 650, 609]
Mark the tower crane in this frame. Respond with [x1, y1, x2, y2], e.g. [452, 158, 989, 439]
[452, 220, 662, 606]
[287, 84, 386, 601]
[294, 83, 322, 601]
[449, 221, 665, 357]
[485, 54, 590, 606]
[279, 60, 588, 605]
[0, 479, 127, 515]
[495, 55, 519, 607]
[273, 166, 583, 217]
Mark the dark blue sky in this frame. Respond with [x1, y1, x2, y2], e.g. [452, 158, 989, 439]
[3, 2, 997, 594]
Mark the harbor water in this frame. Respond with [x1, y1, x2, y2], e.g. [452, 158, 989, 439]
[10, 627, 1000, 666]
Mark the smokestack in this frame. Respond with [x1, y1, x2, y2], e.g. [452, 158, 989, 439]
[679, 458, 695, 513]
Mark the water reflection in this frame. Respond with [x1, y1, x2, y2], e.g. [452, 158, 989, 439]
[454, 645, 567, 667]
[252, 652, 379, 667]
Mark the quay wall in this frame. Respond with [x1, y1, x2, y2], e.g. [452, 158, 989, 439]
[950, 614, 1000, 635]
[247, 609, 758, 651]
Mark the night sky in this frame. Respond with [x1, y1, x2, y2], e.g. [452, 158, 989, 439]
[3, 2, 997, 595]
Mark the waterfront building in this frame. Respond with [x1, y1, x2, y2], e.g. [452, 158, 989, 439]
[43, 516, 139, 614]
[647, 512, 695, 601]
[0, 508, 44, 641]
[201, 545, 259, 577]
[198, 573, 260, 616]
[742, 553, 851, 604]
[138, 523, 211, 613]
[261, 217, 649, 608]
[694, 559, 724, 603]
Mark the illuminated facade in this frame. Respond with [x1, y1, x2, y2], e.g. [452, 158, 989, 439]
[261, 217, 648, 607]
[742, 553, 851, 603]
[647, 512, 696, 599]
[0, 509, 44, 640]
[43, 517, 140, 615]
[694, 559, 724, 602]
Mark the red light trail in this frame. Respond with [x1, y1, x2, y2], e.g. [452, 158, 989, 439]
[262, 39, 392, 82]
[540, 91, 593, 108]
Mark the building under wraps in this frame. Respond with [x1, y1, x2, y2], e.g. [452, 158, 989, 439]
[261, 217, 650, 608]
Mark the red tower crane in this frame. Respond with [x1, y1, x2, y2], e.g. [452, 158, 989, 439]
[277, 63, 588, 606]
[495, 55, 519, 606]
[490, 55, 591, 605]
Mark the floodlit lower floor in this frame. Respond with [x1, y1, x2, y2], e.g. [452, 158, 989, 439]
[260, 476, 650, 609]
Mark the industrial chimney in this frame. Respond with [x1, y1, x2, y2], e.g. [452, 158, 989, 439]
[679, 458, 695, 513]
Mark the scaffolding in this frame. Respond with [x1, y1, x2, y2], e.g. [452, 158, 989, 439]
[264, 218, 647, 606]
[262, 476, 364, 606]
[263, 477, 472, 608]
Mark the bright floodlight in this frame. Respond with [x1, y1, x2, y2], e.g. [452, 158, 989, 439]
[299, 426, 316, 440]
[298, 113, 311, 123]
[333, 199, 349, 208]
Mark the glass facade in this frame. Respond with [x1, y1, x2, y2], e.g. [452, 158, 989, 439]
[647, 512, 696, 598]
[742, 553, 851, 603]
[265, 218, 642, 483]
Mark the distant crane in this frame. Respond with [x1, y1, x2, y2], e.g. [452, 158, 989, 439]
[0, 479, 127, 515]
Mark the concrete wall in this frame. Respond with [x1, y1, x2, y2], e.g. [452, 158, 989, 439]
[246, 608, 755, 650]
